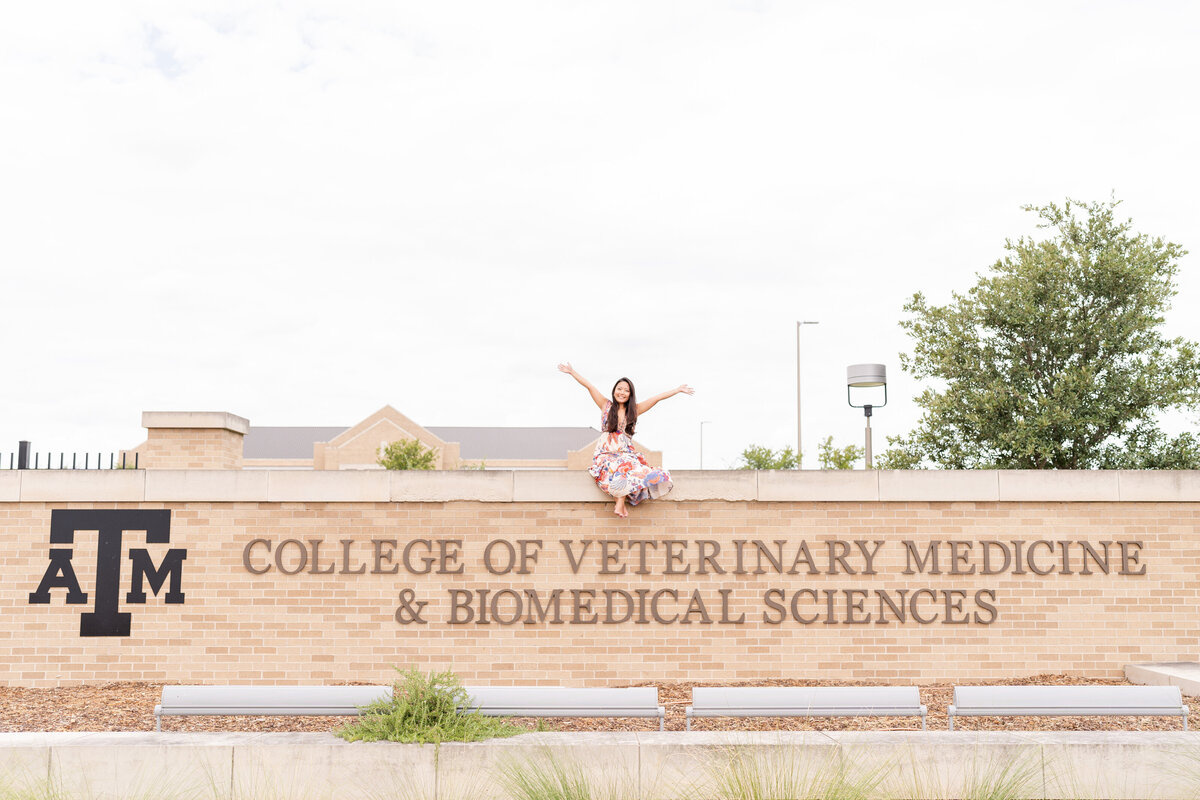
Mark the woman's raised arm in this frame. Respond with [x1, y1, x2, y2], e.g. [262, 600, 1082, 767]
[558, 363, 608, 409]
[637, 384, 695, 415]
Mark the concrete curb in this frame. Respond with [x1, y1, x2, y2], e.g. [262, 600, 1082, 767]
[3, 731, 1200, 799]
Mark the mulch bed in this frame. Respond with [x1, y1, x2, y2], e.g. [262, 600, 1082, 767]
[0, 675, 1190, 733]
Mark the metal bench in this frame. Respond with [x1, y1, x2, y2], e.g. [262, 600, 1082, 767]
[155, 685, 393, 731]
[685, 686, 927, 731]
[948, 685, 1189, 730]
[464, 686, 665, 730]
[157, 684, 664, 732]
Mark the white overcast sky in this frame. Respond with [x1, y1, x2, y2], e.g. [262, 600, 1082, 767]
[3, 1, 1199, 470]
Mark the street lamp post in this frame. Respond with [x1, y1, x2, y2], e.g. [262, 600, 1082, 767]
[846, 364, 888, 469]
[699, 420, 711, 469]
[796, 321, 819, 467]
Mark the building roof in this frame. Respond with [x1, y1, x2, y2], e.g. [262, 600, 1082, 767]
[243, 425, 599, 461]
[243, 427, 348, 459]
[426, 427, 599, 460]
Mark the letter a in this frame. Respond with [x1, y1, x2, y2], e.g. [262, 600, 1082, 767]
[28, 550, 88, 605]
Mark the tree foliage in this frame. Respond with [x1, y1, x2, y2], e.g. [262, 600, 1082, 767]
[737, 439, 864, 470]
[377, 438, 438, 470]
[737, 444, 798, 470]
[817, 436, 864, 470]
[880, 198, 1200, 470]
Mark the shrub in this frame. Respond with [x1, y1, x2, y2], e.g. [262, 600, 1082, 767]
[817, 436, 865, 470]
[736, 445, 799, 470]
[336, 668, 525, 743]
[377, 439, 438, 470]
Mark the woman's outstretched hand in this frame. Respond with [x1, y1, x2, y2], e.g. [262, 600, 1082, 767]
[560, 363, 607, 408]
[636, 383, 694, 415]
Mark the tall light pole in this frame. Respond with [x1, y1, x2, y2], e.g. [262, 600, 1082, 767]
[699, 420, 711, 469]
[796, 320, 819, 467]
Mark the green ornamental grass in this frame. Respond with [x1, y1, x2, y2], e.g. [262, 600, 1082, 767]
[336, 668, 525, 743]
[500, 754, 601, 800]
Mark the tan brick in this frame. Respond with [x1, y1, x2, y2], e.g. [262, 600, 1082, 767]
[2, 499, 1199, 686]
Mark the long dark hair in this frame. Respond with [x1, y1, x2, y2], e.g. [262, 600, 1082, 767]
[604, 377, 637, 435]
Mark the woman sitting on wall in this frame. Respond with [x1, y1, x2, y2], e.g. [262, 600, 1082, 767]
[558, 363, 694, 518]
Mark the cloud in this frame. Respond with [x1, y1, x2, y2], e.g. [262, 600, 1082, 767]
[2, 1, 1199, 466]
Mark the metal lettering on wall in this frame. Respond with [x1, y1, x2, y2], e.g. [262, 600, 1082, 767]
[28, 510, 186, 636]
[240, 537, 1147, 627]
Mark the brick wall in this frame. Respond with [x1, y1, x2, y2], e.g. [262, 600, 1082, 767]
[138, 428, 244, 470]
[130, 412, 249, 470]
[3, 471, 1198, 687]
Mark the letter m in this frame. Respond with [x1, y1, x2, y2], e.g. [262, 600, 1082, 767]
[903, 541, 941, 575]
[126, 549, 187, 604]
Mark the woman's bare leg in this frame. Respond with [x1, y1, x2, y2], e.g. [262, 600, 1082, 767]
[614, 496, 627, 517]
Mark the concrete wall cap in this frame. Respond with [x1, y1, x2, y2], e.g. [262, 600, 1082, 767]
[997, 469, 1121, 501]
[513, 470, 608, 502]
[266, 470, 389, 502]
[3, 469, 1200, 504]
[0, 471, 19, 502]
[18, 470, 146, 502]
[145, 470, 270, 502]
[142, 411, 250, 435]
[1117, 470, 1200, 501]
[758, 469, 879, 501]
[391, 470, 515, 502]
[665, 470, 757, 501]
[879, 469, 1000, 502]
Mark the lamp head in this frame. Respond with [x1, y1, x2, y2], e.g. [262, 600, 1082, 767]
[847, 364, 887, 388]
[847, 363, 888, 410]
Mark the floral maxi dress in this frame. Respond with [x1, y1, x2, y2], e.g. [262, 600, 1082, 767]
[589, 401, 673, 504]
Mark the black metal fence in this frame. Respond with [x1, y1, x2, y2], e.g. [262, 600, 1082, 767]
[2, 441, 139, 470]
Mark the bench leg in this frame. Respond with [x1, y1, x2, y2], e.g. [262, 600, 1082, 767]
[948, 715, 954, 732]
[921, 713, 926, 731]
[686, 711, 692, 732]
[156, 715, 161, 733]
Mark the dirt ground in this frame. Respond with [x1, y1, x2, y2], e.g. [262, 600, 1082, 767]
[1, 675, 1192, 734]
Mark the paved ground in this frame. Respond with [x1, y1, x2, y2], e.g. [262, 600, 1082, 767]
[0, 675, 1192, 733]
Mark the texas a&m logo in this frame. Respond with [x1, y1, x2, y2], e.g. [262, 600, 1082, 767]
[28, 509, 187, 637]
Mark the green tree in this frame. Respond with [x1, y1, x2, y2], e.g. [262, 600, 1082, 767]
[817, 436, 864, 470]
[737, 444, 798, 469]
[377, 439, 438, 470]
[880, 198, 1200, 470]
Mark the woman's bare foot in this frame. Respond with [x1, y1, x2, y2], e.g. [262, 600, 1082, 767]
[614, 498, 628, 518]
